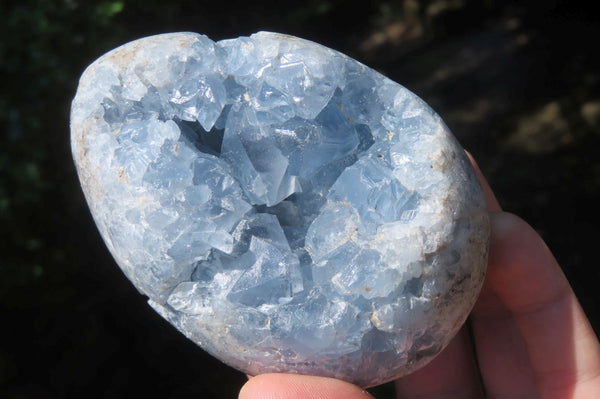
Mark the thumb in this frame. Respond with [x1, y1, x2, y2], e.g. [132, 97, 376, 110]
[239, 374, 374, 399]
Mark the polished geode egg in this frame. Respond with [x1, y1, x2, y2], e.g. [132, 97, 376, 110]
[70, 31, 489, 387]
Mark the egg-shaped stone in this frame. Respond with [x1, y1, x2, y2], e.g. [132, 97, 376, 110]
[71, 32, 489, 387]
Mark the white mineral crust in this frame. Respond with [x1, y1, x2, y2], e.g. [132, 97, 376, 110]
[71, 32, 489, 387]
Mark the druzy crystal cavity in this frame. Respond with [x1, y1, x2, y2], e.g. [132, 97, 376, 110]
[71, 32, 489, 387]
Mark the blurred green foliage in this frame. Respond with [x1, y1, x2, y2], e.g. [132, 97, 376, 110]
[0, 0, 128, 307]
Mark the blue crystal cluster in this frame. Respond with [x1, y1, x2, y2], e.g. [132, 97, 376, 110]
[71, 32, 489, 387]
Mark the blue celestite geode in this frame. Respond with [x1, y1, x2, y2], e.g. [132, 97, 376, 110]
[70, 32, 489, 387]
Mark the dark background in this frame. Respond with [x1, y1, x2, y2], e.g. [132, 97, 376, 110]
[1, 1, 599, 398]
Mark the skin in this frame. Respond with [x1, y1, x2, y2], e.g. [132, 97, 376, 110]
[238, 154, 600, 399]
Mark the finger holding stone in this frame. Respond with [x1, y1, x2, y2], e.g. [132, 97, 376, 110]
[239, 374, 374, 399]
[471, 212, 600, 398]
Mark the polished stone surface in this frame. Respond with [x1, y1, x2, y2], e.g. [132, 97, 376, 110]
[71, 32, 489, 387]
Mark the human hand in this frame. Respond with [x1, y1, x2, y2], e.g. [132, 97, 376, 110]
[239, 154, 600, 399]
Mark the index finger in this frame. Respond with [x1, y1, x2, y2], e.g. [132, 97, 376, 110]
[465, 151, 501, 212]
